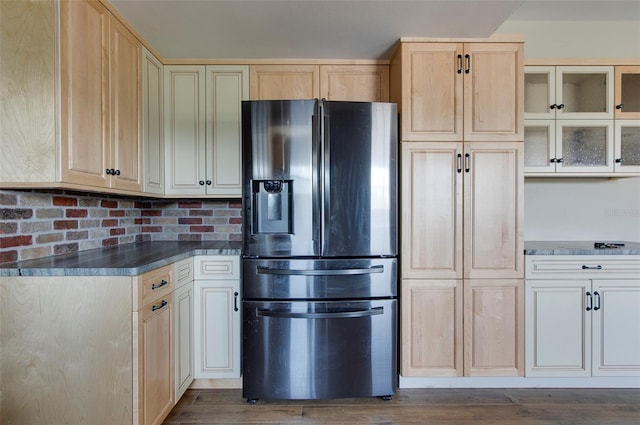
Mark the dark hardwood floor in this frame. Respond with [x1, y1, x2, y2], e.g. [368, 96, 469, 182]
[163, 388, 640, 424]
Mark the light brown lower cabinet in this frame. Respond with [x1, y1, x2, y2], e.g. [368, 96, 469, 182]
[0, 264, 179, 425]
[401, 278, 524, 377]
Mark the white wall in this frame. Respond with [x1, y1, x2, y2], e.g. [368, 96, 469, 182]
[494, 19, 640, 242]
[495, 21, 640, 59]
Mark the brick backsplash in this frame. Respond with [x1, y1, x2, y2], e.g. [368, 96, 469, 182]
[0, 189, 242, 265]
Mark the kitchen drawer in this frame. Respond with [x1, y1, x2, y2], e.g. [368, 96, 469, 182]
[526, 255, 640, 279]
[174, 257, 194, 289]
[134, 264, 174, 311]
[194, 255, 240, 280]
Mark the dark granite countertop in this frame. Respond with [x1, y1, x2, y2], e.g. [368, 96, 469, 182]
[525, 241, 640, 256]
[0, 241, 242, 277]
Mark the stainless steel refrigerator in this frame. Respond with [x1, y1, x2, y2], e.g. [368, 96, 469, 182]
[241, 99, 397, 402]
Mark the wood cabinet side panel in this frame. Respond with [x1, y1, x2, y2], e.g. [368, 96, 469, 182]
[142, 48, 165, 194]
[0, 0, 57, 183]
[0, 276, 133, 424]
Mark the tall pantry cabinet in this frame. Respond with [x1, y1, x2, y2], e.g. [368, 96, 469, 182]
[391, 39, 525, 377]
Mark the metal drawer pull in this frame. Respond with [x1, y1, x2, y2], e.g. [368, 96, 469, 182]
[151, 279, 168, 290]
[256, 265, 383, 276]
[594, 291, 601, 311]
[151, 300, 168, 311]
[257, 306, 383, 319]
[581, 265, 603, 270]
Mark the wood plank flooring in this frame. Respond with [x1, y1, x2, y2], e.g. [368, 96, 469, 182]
[163, 388, 640, 424]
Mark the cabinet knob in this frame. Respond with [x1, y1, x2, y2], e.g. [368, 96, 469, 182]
[105, 168, 112, 175]
[556, 103, 565, 110]
[199, 180, 205, 186]
[550, 104, 557, 110]
[550, 158, 556, 163]
[556, 158, 564, 163]
[206, 180, 212, 185]
[616, 103, 624, 110]
[115, 169, 121, 176]
[615, 158, 624, 163]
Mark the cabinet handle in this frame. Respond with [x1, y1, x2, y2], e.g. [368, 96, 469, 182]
[115, 169, 121, 176]
[464, 54, 470, 74]
[457, 153, 462, 173]
[615, 158, 624, 163]
[464, 153, 470, 173]
[151, 300, 168, 311]
[105, 168, 111, 175]
[581, 265, 602, 270]
[550, 158, 556, 163]
[206, 180, 212, 185]
[234, 291, 239, 312]
[556, 103, 565, 110]
[151, 279, 168, 290]
[556, 158, 564, 163]
[616, 103, 624, 110]
[457, 54, 463, 74]
[593, 291, 601, 311]
[586, 291, 593, 311]
[550, 104, 557, 110]
[199, 180, 205, 186]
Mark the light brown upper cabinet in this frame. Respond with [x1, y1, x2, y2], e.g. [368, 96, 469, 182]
[249, 64, 389, 102]
[319, 65, 389, 102]
[615, 65, 640, 119]
[250, 65, 320, 100]
[60, 0, 142, 192]
[390, 42, 524, 142]
[1, 0, 142, 194]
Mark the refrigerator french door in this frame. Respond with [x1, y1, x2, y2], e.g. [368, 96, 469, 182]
[241, 99, 398, 401]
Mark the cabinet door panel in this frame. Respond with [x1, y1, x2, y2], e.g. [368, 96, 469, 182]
[59, 0, 110, 187]
[592, 280, 640, 376]
[194, 280, 241, 379]
[464, 279, 524, 376]
[525, 280, 591, 377]
[136, 296, 174, 425]
[464, 43, 524, 141]
[142, 48, 165, 194]
[249, 65, 319, 100]
[164, 66, 206, 195]
[205, 66, 248, 195]
[399, 43, 462, 141]
[401, 279, 463, 376]
[175, 282, 194, 400]
[614, 120, 640, 173]
[555, 120, 614, 173]
[110, 17, 142, 191]
[464, 143, 523, 279]
[320, 65, 389, 102]
[615, 65, 640, 119]
[401, 142, 462, 279]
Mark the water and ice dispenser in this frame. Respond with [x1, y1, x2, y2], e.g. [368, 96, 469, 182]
[252, 180, 293, 234]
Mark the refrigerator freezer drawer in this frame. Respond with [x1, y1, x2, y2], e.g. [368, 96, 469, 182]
[242, 299, 397, 400]
[242, 258, 397, 300]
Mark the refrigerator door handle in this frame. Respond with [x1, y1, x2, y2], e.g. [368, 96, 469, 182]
[322, 109, 330, 254]
[256, 265, 384, 276]
[256, 306, 384, 319]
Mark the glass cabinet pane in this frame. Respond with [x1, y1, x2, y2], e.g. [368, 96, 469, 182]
[620, 126, 640, 165]
[561, 73, 608, 113]
[524, 66, 555, 119]
[524, 120, 555, 173]
[616, 121, 640, 172]
[562, 126, 607, 166]
[620, 73, 640, 114]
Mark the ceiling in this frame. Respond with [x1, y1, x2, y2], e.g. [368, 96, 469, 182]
[108, 0, 640, 60]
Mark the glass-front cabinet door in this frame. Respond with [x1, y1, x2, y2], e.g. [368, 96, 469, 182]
[615, 66, 640, 119]
[555, 66, 614, 120]
[556, 120, 614, 173]
[615, 120, 640, 173]
[524, 66, 555, 119]
[524, 120, 555, 173]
